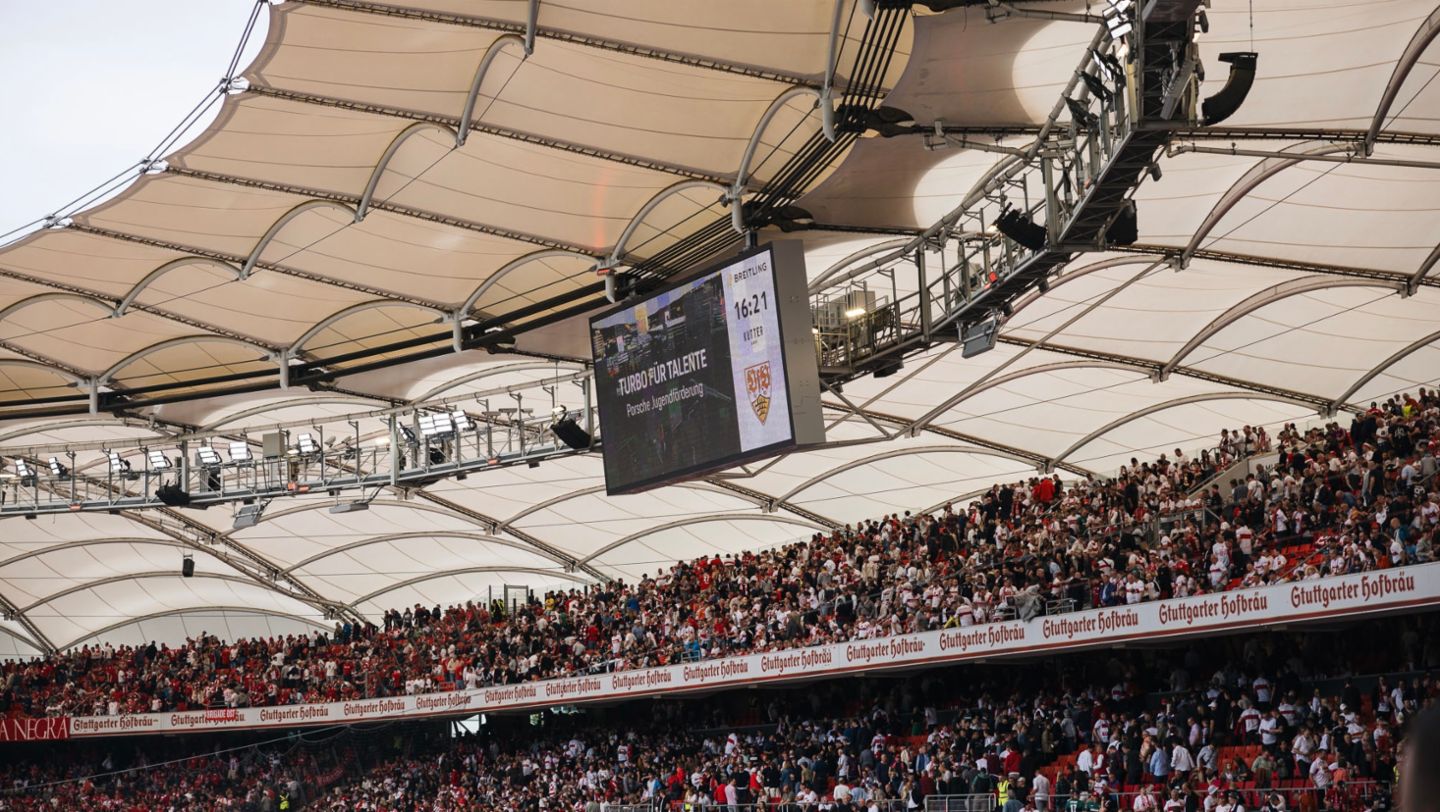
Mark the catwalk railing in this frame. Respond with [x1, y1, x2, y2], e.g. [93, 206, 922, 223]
[0, 368, 598, 516]
[810, 24, 1170, 382]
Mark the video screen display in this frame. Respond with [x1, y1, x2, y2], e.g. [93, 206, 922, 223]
[590, 245, 808, 494]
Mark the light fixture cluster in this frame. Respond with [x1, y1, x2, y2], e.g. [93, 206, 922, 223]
[1103, 0, 1134, 39]
[417, 409, 474, 439]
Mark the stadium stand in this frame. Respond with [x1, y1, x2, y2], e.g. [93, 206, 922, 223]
[0, 616, 1432, 810]
[2, 391, 1435, 723]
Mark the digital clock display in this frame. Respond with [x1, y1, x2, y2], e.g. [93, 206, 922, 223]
[589, 244, 818, 494]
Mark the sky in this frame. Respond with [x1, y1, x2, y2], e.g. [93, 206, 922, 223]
[0, 2, 268, 238]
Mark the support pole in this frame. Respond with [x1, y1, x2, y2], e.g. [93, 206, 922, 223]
[524, 0, 539, 55]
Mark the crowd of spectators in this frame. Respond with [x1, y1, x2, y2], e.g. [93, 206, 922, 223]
[1, 389, 1436, 722]
[3, 616, 1434, 811]
[0, 736, 343, 811]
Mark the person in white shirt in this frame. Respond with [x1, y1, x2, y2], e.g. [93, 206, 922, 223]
[1308, 752, 1331, 788]
[1124, 573, 1146, 605]
[1240, 704, 1262, 741]
[1171, 741, 1195, 775]
[1253, 676, 1272, 706]
[1032, 771, 1051, 812]
[1093, 715, 1112, 745]
[1259, 711, 1282, 747]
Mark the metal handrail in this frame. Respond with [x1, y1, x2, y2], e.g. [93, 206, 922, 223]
[808, 31, 1141, 380]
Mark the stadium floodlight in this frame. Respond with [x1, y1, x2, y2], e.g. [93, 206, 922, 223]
[14, 460, 33, 479]
[233, 503, 264, 530]
[105, 450, 132, 475]
[229, 441, 253, 463]
[450, 409, 473, 433]
[1102, 0, 1133, 38]
[47, 457, 69, 478]
[146, 449, 172, 471]
[196, 446, 223, 467]
[297, 433, 319, 455]
[418, 413, 451, 437]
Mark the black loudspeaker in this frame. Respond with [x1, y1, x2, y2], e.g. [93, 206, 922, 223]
[1202, 52, 1259, 126]
[550, 417, 592, 450]
[996, 208, 1048, 252]
[181, 557, 195, 578]
[156, 484, 191, 507]
[1106, 202, 1139, 246]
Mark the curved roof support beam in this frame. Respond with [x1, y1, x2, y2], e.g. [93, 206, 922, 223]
[247, 498, 489, 533]
[730, 86, 822, 233]
[456, 34, 526, 147]
[1366, 5, 1440, 153]
[201, 394, 390, 432]
[1009, 255, 1164, 319]
[607, 180, 730, 267]
[0, 292, 115, 324]
[773, 445, 1041, 506]
[60, 607, 329, 652]
[236, 499, 592, 578]
[281, 531, 572, 575]
[116, 257, 244, 316]
[910, 360, 1147, 439]
[0, 590, 54, 654]
[1050, 392, 1303, 469]
[98, 335, 277, 388]
[0, 538, 189, 570]
[0, 358, 84, 384]
[347, 566, 590, 609]
[1159, 277, 1406, 379]
[356, 121, 458, 223]
[407, 360, 585, 405]
[578, 514, 826, 567]
[242, 199, 358, 279]
[16, 571, 282, 615]
[1180, 143, 1356, 267]
[458, 248, 597, 317]
[0, 416, 159, 445]
[1410, 241, 1440, 295]
[809, 238, 915, 291]
[288, 299, 449, 360]
[0, 625, 46, 656]
[497, 480, 774, 533]
[1330, 326, 1440, 412]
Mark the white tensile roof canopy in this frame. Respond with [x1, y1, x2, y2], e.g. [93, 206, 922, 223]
[0, 0, 1437, 656]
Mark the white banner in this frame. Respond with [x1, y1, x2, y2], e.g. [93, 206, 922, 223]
[57, 564, 1436, 740]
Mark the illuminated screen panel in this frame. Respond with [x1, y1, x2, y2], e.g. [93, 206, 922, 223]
[590, 243, 822, 495]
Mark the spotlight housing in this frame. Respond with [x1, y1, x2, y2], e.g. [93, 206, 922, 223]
[146, 449, 172, 471]
[995, 207, 1048, 252]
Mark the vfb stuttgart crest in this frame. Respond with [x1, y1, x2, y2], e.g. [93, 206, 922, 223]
[745, 362, 772, 424]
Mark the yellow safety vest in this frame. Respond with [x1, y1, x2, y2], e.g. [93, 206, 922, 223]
[279, 793, 291, 811]
[998, 779, 1011, 805]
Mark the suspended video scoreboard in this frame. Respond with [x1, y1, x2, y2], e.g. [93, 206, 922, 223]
[590, 242, 824, 494]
